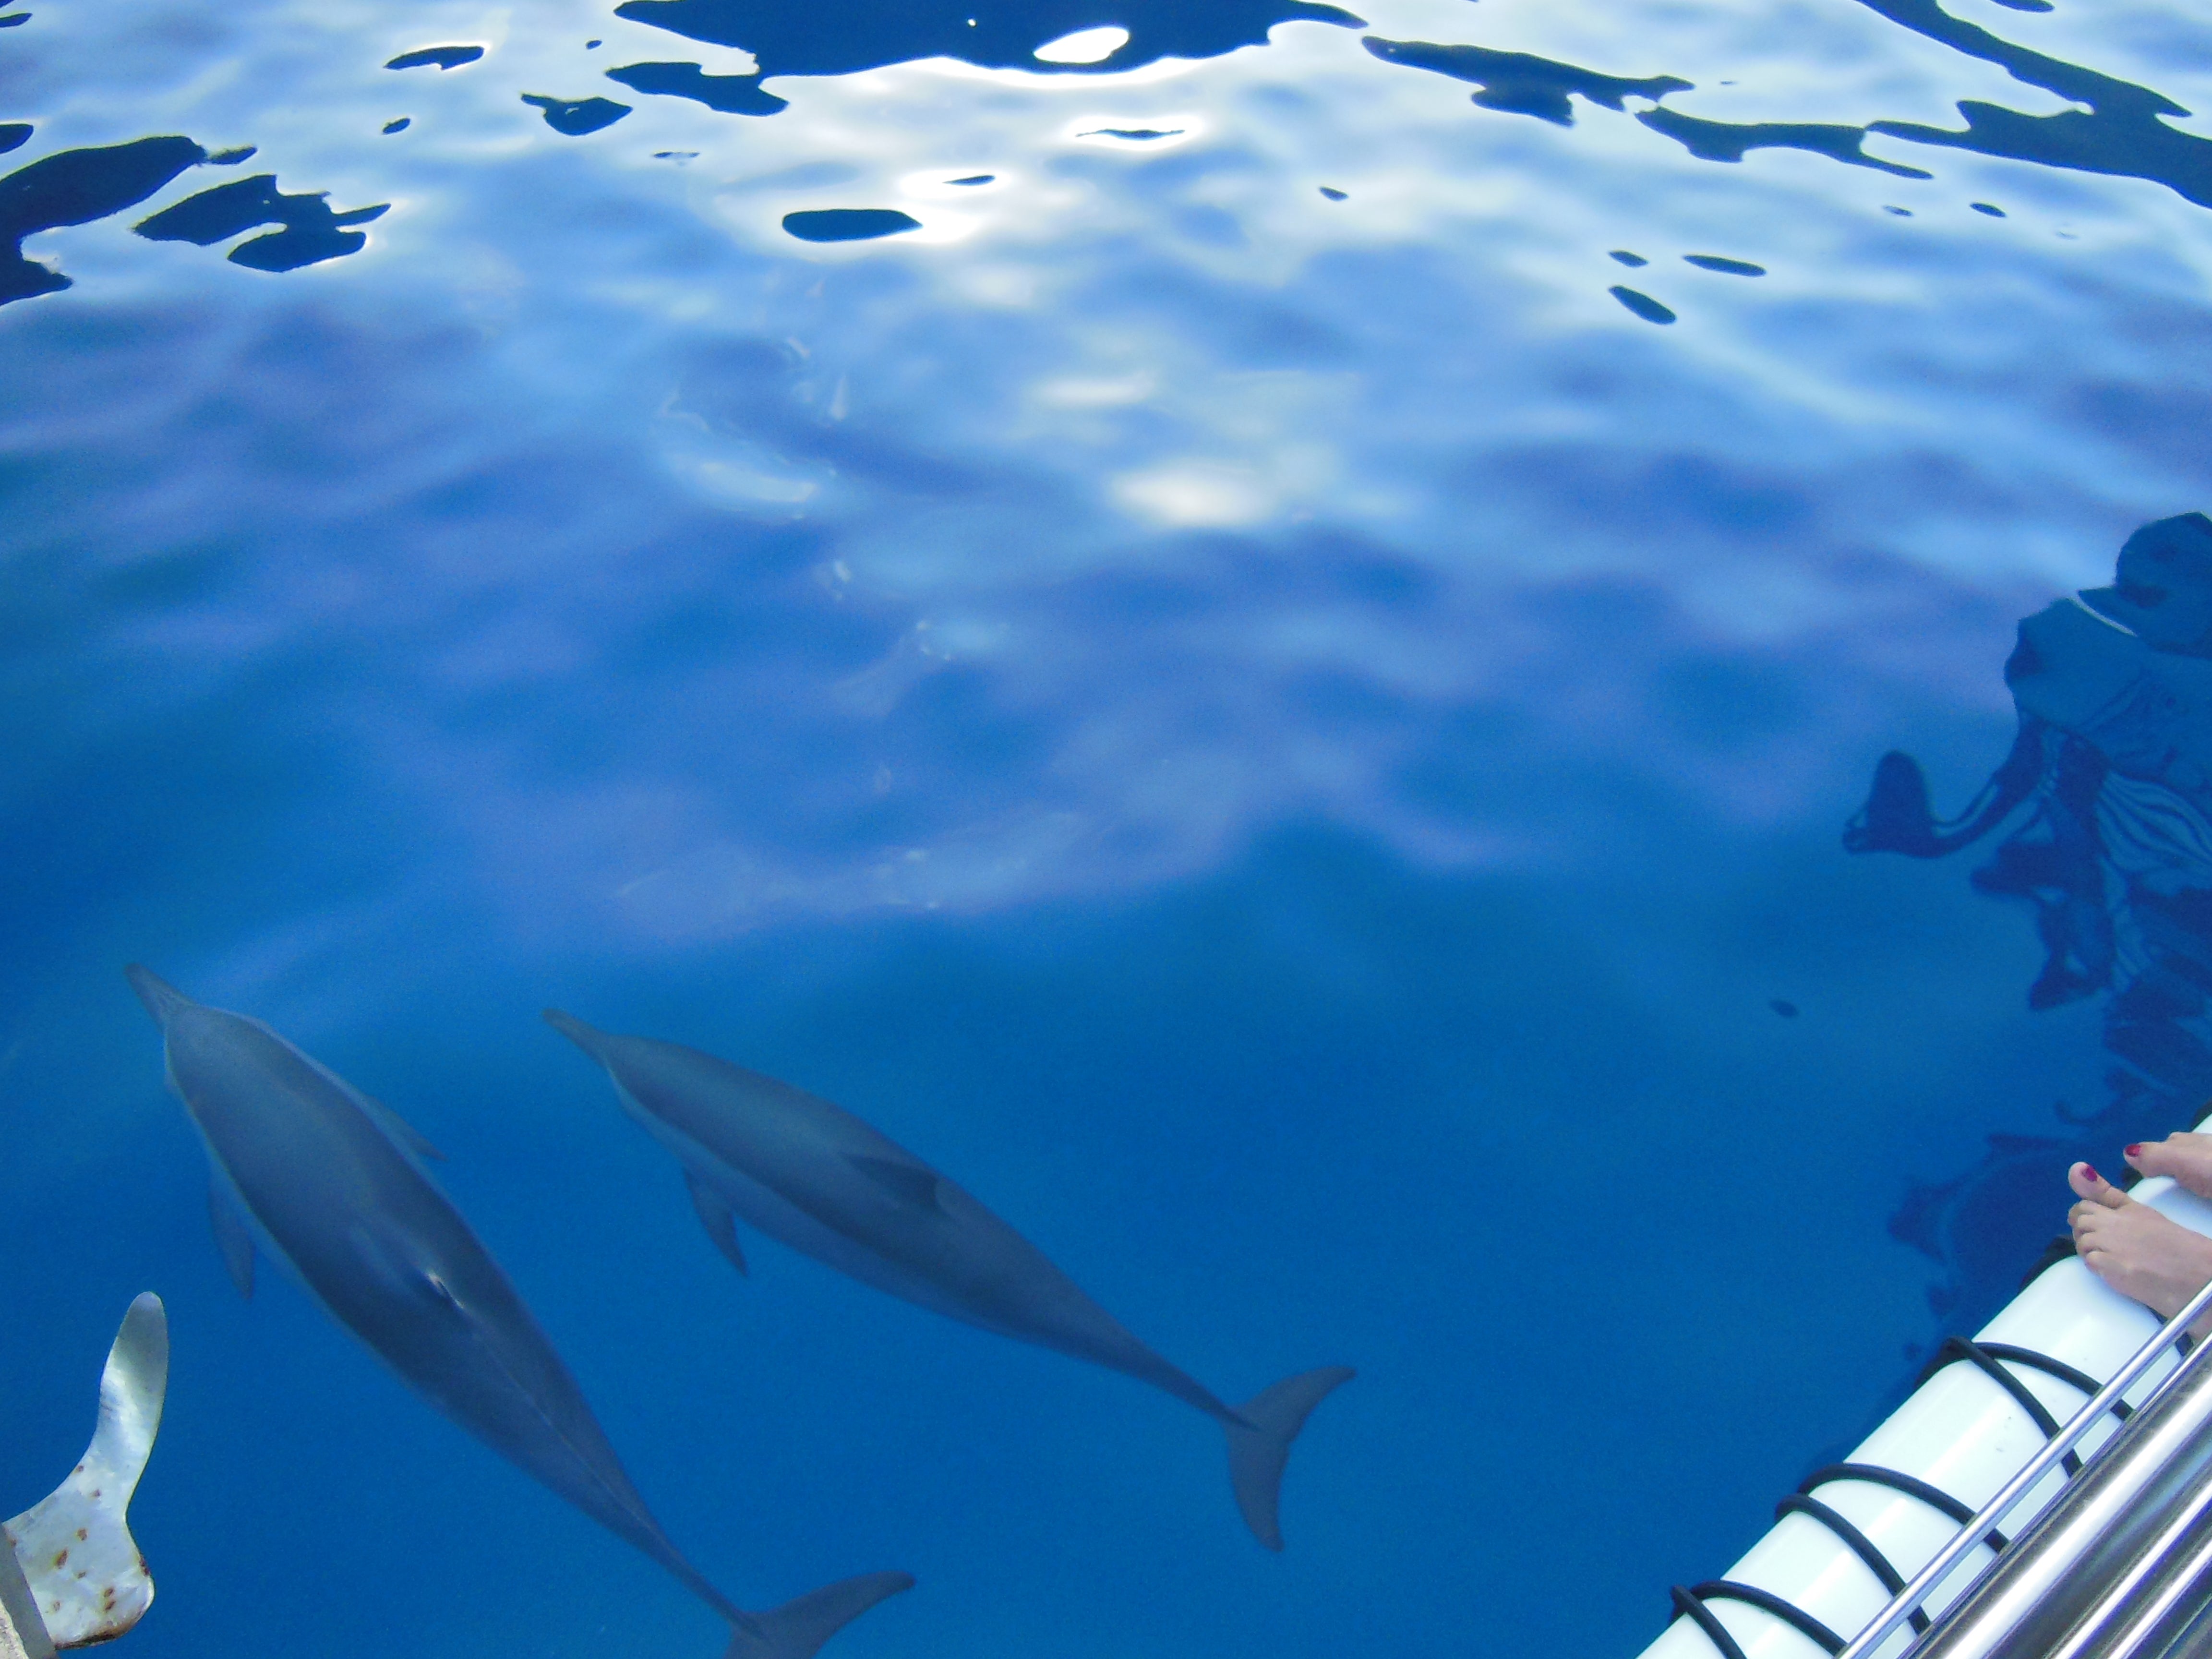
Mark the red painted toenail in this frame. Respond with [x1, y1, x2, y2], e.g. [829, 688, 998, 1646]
[2082, 1164, 2102, 1184]
[2128, 1144, 2144, 1157]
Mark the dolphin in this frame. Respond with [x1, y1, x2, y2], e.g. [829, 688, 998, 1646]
[125, 966, 912, 1659]
[543, 1009, 1353, 1550]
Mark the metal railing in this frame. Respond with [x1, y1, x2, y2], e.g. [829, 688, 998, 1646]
[1836, 1275, 2212, 1659]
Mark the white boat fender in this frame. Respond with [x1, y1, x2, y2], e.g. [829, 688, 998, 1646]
[1635, 1160, 2212, 1659]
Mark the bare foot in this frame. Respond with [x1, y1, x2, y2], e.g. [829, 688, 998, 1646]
[2124, 1133, 2212, 1201]
[2069, 1162, 2212, 1336]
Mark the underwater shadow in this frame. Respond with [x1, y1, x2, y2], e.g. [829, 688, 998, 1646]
[1849, 513, 2212, 1329]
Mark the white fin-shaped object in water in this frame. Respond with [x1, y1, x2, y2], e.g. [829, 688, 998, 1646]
[3, 1295, 168, 1649]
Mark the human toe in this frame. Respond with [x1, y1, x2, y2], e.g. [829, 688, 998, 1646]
[2071, 1162, 2129, 1207]
[2127, 1133, 2212, 1198]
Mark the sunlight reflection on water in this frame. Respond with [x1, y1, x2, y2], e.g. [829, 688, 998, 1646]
[7, 0, 2212, 1655]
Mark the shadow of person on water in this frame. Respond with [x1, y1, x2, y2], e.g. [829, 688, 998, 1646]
[1850, 512, 2212, 1334]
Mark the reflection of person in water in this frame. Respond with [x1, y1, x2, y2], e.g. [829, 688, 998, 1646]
[2068, 1138, 2212, 1335]
[1851, 512, 2212, 1329]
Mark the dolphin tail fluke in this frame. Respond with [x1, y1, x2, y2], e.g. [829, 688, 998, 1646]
[724, 1571, 915, 1659]
[124, 964, 195, 1026]
[1224, 1365, 1354, 1551]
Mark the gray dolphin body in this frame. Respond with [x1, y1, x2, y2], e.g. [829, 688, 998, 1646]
[544, 1010, 1352, 1550]
[125, 967, 911, 1659]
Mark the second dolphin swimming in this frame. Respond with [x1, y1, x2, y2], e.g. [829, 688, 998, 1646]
[544, 1007, 1353, 1550]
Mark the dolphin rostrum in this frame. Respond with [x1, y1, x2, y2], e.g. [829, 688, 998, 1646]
[543, 1009, 1353, 1550]
[125, 966, 912, 1659]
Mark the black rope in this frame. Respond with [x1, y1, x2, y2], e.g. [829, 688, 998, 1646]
[1691, 1581, 1847, 1654]
[1774, 1494, 1929, 1633]
[1800, 1463, 2010, 1551]
[1665, 1330, 2136, 1656]
[1916, 1336, 2081, 1475]
[1976, 1343, 2132, 1422]
[1668, 1586, 1749, 1659]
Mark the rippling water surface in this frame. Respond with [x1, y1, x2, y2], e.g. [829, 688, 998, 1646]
[6, 0, 2212, 1653]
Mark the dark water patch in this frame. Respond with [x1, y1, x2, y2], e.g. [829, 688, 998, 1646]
[227, 222, 376, 271]
[207, 146, 255, 164]
[135, 174, 388, 271]
[385, 45, 482, 70]
[611, 0, 1363, 84]
[782, 207, 921, 242]
[1318, 185, 1346, 199]
[1080, 127, 1184, 140]
[949, 174, 994, 185]
[1885, 92, 2212, 208]
[1362, 36, 1689, 126]
[521, 94, 632, 134]
[1850, 514, 2212, 1318]
[654, 150, 698, 160]
[383, 118, 410, 134]
[1890, 1128, 2105, 1329]
[1990, 0, 2055, 9]
[1638, 106, 1934, 178]
[1852, 0, 2212, 209]
[1684, 253, 1765, 275]
[1971, 200, 2006, 215]
[0, 125, 28, 156]
[1609, 249, 1647, 265]
[0, 14, 28, 28]
[586, 37, 602, 47]
[1360, 3, 2212, 212]
[1608, 284, 1675, 323]
[606, 60, 788, 115]
[1884, 204, 1913, 214]
[1770, 999, 1799, 1017]
[0, 134, 205, 305]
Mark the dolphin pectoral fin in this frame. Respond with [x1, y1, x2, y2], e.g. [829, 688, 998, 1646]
[1223, 1365, 1354, 1551]
[685, 1170, 748, 1276]
[725, 1570, 914, 1659]
[207, 1179, 255, 1298]
[845, 1154, 945, 1212]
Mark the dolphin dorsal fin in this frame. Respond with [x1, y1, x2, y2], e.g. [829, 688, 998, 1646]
[355, 1089, 446, 1164]
[847, 1154, 945, 1212]
[289, 1042, 447, 1164]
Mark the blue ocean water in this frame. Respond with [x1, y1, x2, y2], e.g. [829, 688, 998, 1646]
[5, 0, 2212, 1653]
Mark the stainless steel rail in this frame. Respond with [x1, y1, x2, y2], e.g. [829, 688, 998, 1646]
[1835, 1274, 2212, 1659]
[1900, 1306, 2212, 1659]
